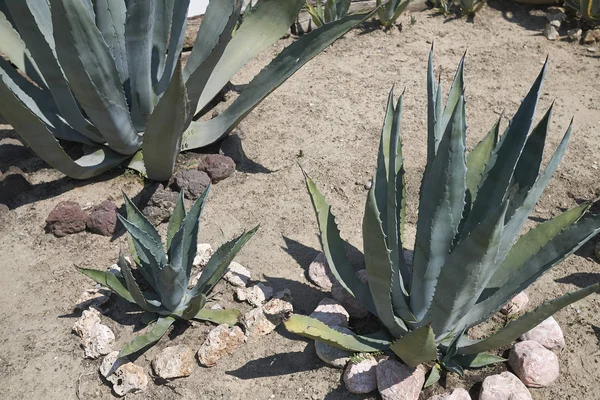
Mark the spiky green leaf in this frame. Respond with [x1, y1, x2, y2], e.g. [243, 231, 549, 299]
[390, 325, 438, 367]
[193, 308, 241, 326]
[119, 316, 175, 358]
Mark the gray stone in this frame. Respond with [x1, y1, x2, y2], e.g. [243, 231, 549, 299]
[173, 169, 211, 200]
[519, 316, 565, 350]
[87, 200, 118, 236]
[100, 351, 148, 396]
[198, 154, 236, 182]
[500, 291, 529, 316]
[509, 340, 559, 387]
[480, 371, 532, 400]
[376, 360, 424, 400]
[315, 326, 353, 368]
[224, 261, 251, 287]
[151, 345, 196, 379]
[197, 324, 246, 367]
[543, 23, 559, 40]
[236, 283, 273, 306]
[428, 387, 470, 400]
[46, 201, 89, 237]
[343, 357, 378, 394]
[75, 288, 111, 310]
[309, 298, 349, 327]
[308, 252, 335, 290]
[331, 281, 369, 319]
[73, 308, 115, 359]
[143, 185, 179, 225]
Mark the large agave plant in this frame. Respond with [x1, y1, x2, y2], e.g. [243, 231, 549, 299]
[284, 48, 600, 381]
[0, 0, 370, 181]
[565, 0, 600, 23]
[77, 187, 258, 357]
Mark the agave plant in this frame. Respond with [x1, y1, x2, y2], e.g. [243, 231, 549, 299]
[284, 48, 600, 382]
[376, 0, 411, 28]
[565, 0, 600, 23]
[456, 0, 485, 16]
[306, 0, 351, 28]
[77, 187, 258, 357]
[0, 0, 370, 181]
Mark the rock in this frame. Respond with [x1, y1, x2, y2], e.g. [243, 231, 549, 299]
[198, 154, 236, 182]
[308, 252, 335, 290]
[500, 291, 529, 315]
[546, 11, 566, 24]
[343, 357, 378, 394]
[73, 308, 115, 359]
[46, 201, 89, 237]
[315, 325, 353, 368]
[75, 288, 111, 310]
[193, 243, 214, 267]
[236, 283, 273, 306]
[151, 345, 196, 379]
[263, 297, 294, 325]
[356, 269, 369, 284]
[519, 316, 565, 350]
[376, 360, 424, 400]
[219, 130, 245, 164]
[143, 185, 179, 225]
[567, 28, 582, 42]
[244, 297, 293, 336]
[331, 281, 369, 319]
[197, 324, 246, 367]
[428, 387, 471, 400]
[100, 352, 148, 396]
[543, 23, 559, 41]
[87, 200, 118, 236]
[583, 29, 598, 45]
[509, 340, 559, 387]
[173, 169, 211, 200]
[107, 263, 121, 276]
[0, 166, 31, 205]
[224, 261, 251, 287]
[184, 15, 202, 49]
[309, 298, 350, 327]
[480, 371, 532, 400]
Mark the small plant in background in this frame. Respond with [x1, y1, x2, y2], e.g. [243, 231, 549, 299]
[565, 0, 600, 24]
[284, 47, 600, 383]
[306, 0, 351, 27]
[77, 187, 258, 357]
[456, 0, 485, 17]
[376, 0, 411, 28]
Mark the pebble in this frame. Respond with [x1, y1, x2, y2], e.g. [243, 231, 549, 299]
[73, 308, 115, 359]
[75, 288, 111, 310]
[315, 326, 353, 368]
[309, 298, 350, 327]
[308, 252, 335, 290]
[427, 387, 470, 400]
[100, 351, 148, 396]
[193, 243, 214, 267]
[244, 297, 293, 336]
[519, 316, 565, 350]
[151, 345, 196, 379]
[331, 281, 369, 319]
[46, 201, 89, 237]
[173, 169, 211, 200]
[509, 340, 559, 387]
[86, 200, 118, 236]
[343, 357, 379, 394]
[376, 359, 424, 400]
[236, 283, 274, 306]
[480, 371, 532, 400]
[198, 154, 236, 182]
[197, 324, 246, 367]
[224, 261, 251, 287]
[500, 291, 529, 315]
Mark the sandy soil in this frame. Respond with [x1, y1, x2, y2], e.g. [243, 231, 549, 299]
[1, 2, 599, 399]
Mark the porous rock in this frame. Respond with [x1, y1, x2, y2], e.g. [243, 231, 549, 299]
[500, 291, 529, 315]
[73, 308, 115, 359]
[197, 324, 246, 367]
[76, 288, 111, 310]
[143, 184, 179, 225]
[519, 316, 565, 350]
[87, 200, 118, 236]
[343, 357, 378, 394]
[151, 345, 196, 379]
[244, 297, 293, 336]
[198, 154, 236, 182]
[193, 243, 214, 267]
[376, 359, 424, 400]
[428, 387, 470, 400]
[309, 298, 349, 327]
[480, 371, 532, 400]
[224, 261, 251, 287]
[100, 351, 148, 396]
[331, 281, 369, 319]
[509, 340, 559, 387]
[236, 282, 273, 306]
[308, 252, 335, 290]
[315, 326, 353, 368]
[46, 201, 89, 237]
[173, 169, 211, 200]
[0, 166, 31, 205]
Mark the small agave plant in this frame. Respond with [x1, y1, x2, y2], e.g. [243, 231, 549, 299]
[284, 48, 600, 384]
[77, 187, 258, 357]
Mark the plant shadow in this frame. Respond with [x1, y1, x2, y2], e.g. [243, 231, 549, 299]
[555, 272, 600, 289]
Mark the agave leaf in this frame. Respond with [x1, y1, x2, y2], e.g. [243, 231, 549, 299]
[119, 316, 175, 358]
[306, 3, 324, 27]
[426, 45, 437, 166]
[76, 266, 134, 303]
[151, 0, 174, 88]
[424, 363, 441, 388]
[50, 0, 140, 155]
[301, 172, 377, 316]
[451, 353, 506, 368]
[459, 282, 600, 355]
[411, 96, 467, 321]
[465, 116, 500, 202]
[118, 254, 160, 313]
[94, 0, 128, 86]
[389, 324, 438, 367]
[142, 60, 191, 181]
[193, 308, 241, 326]
[283, 314, 390, 352]
[122, 193, 164, 256]
[167, 191, 186, 251]
[181, 11, 371, 150]
[439, 53, 465, 139]
[179, 292, 207, 320]
[154, 263, 188, 312]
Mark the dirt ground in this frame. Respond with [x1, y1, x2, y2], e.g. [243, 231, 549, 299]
[1, 2, 600, 399]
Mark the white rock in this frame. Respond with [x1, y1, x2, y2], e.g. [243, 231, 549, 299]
[236, 282, 273, 306]
[480, 371, 532, 399]
[244, 297, 293, 336]
[343, 357, 378, 394]
[224, 261, 251, 287]
[509, 340, 559, 387]
[151, 345, 196, 379]
[210, 303, 224, 310]
[543, 23, 559, 40]
[315, 326, 353, 368]
[519, 316, 565, 350]
[73, 308, 102, 336]
[193, 243, 214, 267]
[197, 324, 246, 367]
[73, 308, 115, 359]
[376, 360, 424, 400]
[309, 298, 349, 327]
[76, 288, 111, 310]
[100, 351, 148, 396]
[500, 291, 529, 315]
[308, 252, 335, 290]
[428, 387, 470, 400]
[107, 263, 121, 276]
